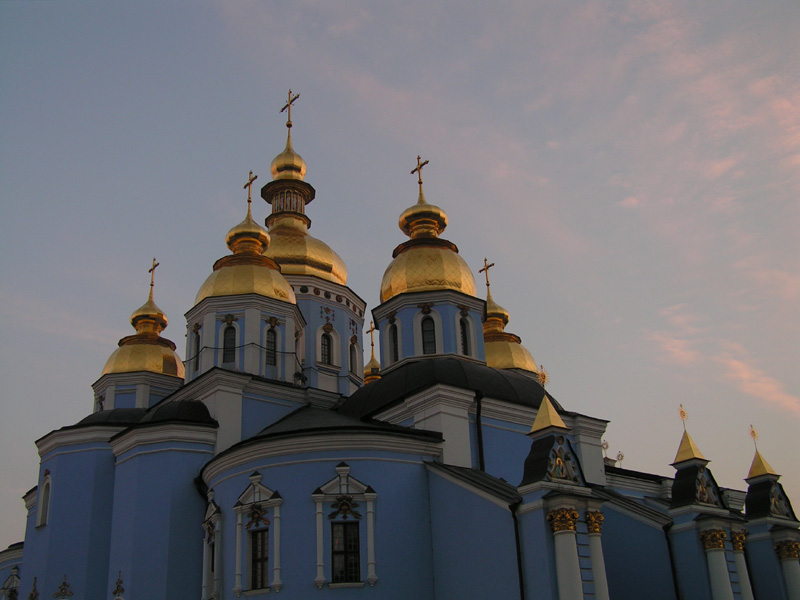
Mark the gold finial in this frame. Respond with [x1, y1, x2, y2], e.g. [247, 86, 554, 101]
[750, 424, 758, 448]
[679, 404, 688, 431]
[479, 257, 495, 290]
[601, 439, 609, 458]
[673, 404, 706, 464]
[616, 451, 625, 464]
[148, 257, 160, 300]
[747, 424, 778, 479]
[538, 364, 549, 387]
[280, 89, 300, 128]
[410, 155, 429, 204]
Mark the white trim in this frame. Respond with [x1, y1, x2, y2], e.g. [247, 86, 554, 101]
[111, 423, 217, 457]
[348, 341, 361, 377]
[115, 446, 214, 467]
[220, 321, 242, 370]
[413, 310, 444, 355]
[36, 474, 51, 527]
[262, 325, 282, 380]
[203, 435, 442, 483]
[382, 320, 402, 367]
[454, 312, 478, 358]
[36, 426, 125, 457]
[316, 325, 341, 367]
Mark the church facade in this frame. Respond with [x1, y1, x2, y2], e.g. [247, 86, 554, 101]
[1, 96, 798, 600]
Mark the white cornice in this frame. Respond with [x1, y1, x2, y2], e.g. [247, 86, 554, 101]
[372, 289, 485, 323]
[605, 472, 672, 498]
[110, 423, 217, 458]
[285, 274, 367, 314]
[204, 433, 442, 484]
[36, 426, 125, 458]
[0, 545, 23, 565]
[185, 294, 306, 329]
[375, 383, 476, 424]
[92, 370, 184, 394]
[23, 488, 37, 511]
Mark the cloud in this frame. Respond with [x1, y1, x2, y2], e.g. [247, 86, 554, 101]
[716, 354, 800, 414]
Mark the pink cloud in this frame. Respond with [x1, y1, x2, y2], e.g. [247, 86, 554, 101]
[716, 355, 800, 414]
[649, 331, 701, 366]
[618, 196, 641, 208]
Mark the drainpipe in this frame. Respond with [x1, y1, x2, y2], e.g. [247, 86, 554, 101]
[475, 390, 485, 471]
[510, 500, 526, 600]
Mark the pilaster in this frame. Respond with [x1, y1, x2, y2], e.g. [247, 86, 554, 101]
[699, 529, 734, 600]
[547, 507, 583, 600]
[774, 540, 800, 600]
[586, 511, 610, 600]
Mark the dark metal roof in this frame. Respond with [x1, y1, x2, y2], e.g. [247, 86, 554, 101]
[74, 408, 148, 427]
[426, 462, 522, 505]
[339, 356, 560, 419]
[138, 399, 216, 426]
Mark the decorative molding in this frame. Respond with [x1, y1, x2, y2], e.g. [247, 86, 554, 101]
[774, 540, 800, 560]
[53, 576, 73, 600]
[112, 571, 125, 600]
[700, 529, 726, 551]
[221, 313, 239, 325]
[26, 578, 38, 600]
[547, 508, 579, 533]
[586, 511, 604, 534]
[36, 426, 127, 458]
[731, 530, 747, 552]
[110, 424, 217, 459]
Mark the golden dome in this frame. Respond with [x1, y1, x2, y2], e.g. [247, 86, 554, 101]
[264, 214, 348, 285]
[103, 271, 184, 378]
[482, 287, 538, 374]
[270, 130, 306, 181]
[380, 160, 476, 303]
[195, 188, 296, 305]
[364, 352, 381, 384]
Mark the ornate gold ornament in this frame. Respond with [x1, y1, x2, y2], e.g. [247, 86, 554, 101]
[112, 571, 125, 600]
[586, 511, 604, 534]
[699, 529, 727, 551]
[221, 314, 238, 325]
[26, 578, 37, 600]
[547, 508, 579, 533]
[774, 540, 800, 560]
[731, 530, 747, 552]
[245, 505, 270, 530]
[53, 576, 73, 600]
[329, 495, 362, 520]
[417, 302, 433, 315]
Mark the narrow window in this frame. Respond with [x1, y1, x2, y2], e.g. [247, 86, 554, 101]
[251, 528, 269, 589]
[389, 324, 399, 364]
[460, 317, 471, 356]
[332, 522, 360, 583]
[349, 343, 358, 375]
[321, 333, 332, 365]
[223, 326, 236, 364]
[194, 331, 201, 371]
[265, 329, 277, 366]
[37, 481, 51, 526]
[421, 317, 436, 355]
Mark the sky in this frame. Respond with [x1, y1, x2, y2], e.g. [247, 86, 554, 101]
[1, 1, 798, 546]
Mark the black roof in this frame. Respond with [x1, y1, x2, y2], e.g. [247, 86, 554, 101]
[339, 356, 560, 419]
[426, 462, 522, 505]
[74, 408, 148, 427]
[138, 399, 216, 426]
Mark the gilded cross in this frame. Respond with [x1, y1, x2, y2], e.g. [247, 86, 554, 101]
[366, 321, 377, 349]
[750, 424, 758, 449]
[479, 257, 495, 289]
[410, 155, 429, 185]
[243, 170, 258, 205]
[280, 89, 301, 126]
[148, 257, 160, 291]
[679, 404, 688, 431]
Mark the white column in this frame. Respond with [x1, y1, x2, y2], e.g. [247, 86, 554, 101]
[271, 503, 283, 591]
[243, 308, 260, 374]
[548, 508, 583, 600]
[730, 532, 754, 600]
[212, 519, 221, 597]
[775, 541, 800, 600]
[700, 530, 734, 600]
[234, 511, 243, 596]
[366, 497, 377, 585]
[586, 512, 609, 600]
[201, 528, 210, 600]
[314, 498, 326, 588]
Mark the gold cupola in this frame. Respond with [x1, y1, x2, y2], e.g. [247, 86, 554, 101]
[195, 171, 296, 305]
[379, 156, 476, 303]
[260, 90, 347, 285]
[103, 259, 185, 378]
[480, 259, 539, 374]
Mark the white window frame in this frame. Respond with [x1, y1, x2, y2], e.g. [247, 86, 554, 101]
[36, 473, 52, 527]
[219, 321, 241, 370]
[311, 463, 377, 589]
[455, 312, 477, 358]
[383, 320, 402, 366]
[202, 491, 222, 600]
[233, 472, 283, 595]
[315, 326, 341, 368]
[263, 325, 282, 379]
[413, 309, 444, 355]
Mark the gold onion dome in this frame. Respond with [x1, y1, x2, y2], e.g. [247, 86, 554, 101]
[480, 261, 538, 374]
[262, 90, 347, 285]
[380, 157, 476, 303]
[103, 261, 184, 378]
[196, 173, 296, 305]
[363, 321, 381, 384]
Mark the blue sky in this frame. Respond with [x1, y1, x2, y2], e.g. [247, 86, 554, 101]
[1, 1, 798, 545]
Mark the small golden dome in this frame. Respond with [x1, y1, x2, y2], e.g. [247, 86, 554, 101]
[364, 352, 381, 384]
[103, 267, 184, 378]
[265, 215, 348, 285]
[270, 130, 306, 181]
[482, 285, 538, 374]
[485, 289, 510, 326]
[195, 186, 296, 305]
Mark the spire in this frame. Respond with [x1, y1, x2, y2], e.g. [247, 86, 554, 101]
[398, 155, 448, 239]
[528, 394, 568, 436]
[747, 425, 778, 479]
[672, 405, 707, 464]
[270, 89, 306, 181]
[363, 321, 381, 384]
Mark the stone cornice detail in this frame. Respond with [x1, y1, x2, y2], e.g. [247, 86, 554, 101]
[372, 289, 485, 322]
[204, 433, 442, 485]
[111, 424, 217, 458]
[375, 383, 477, 424]
[92, 370, 184, 394]
[36, 426, 124, 458]
[586, 511, 604, 534]
[774, 540, 800, 560]
[186, 293, 307, 329]
[284, 274, 367, 313]
[700, 529, 727, 551]
[548, 508, 579, 533]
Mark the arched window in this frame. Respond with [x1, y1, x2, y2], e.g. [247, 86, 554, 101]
[265, 329, 277, 366]
[389, 324, 399, 364]
[194, 331, 201, 371]
[37, 478, 51, 527]
[460, 317, 471, 356]
[349, 343, 358, 375]
[421, 317, 436, 355]
[223, 326, 236, 364]
[321, 333, 332, 365]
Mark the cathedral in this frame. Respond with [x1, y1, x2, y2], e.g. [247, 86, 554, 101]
[1, 93, 798, 600]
